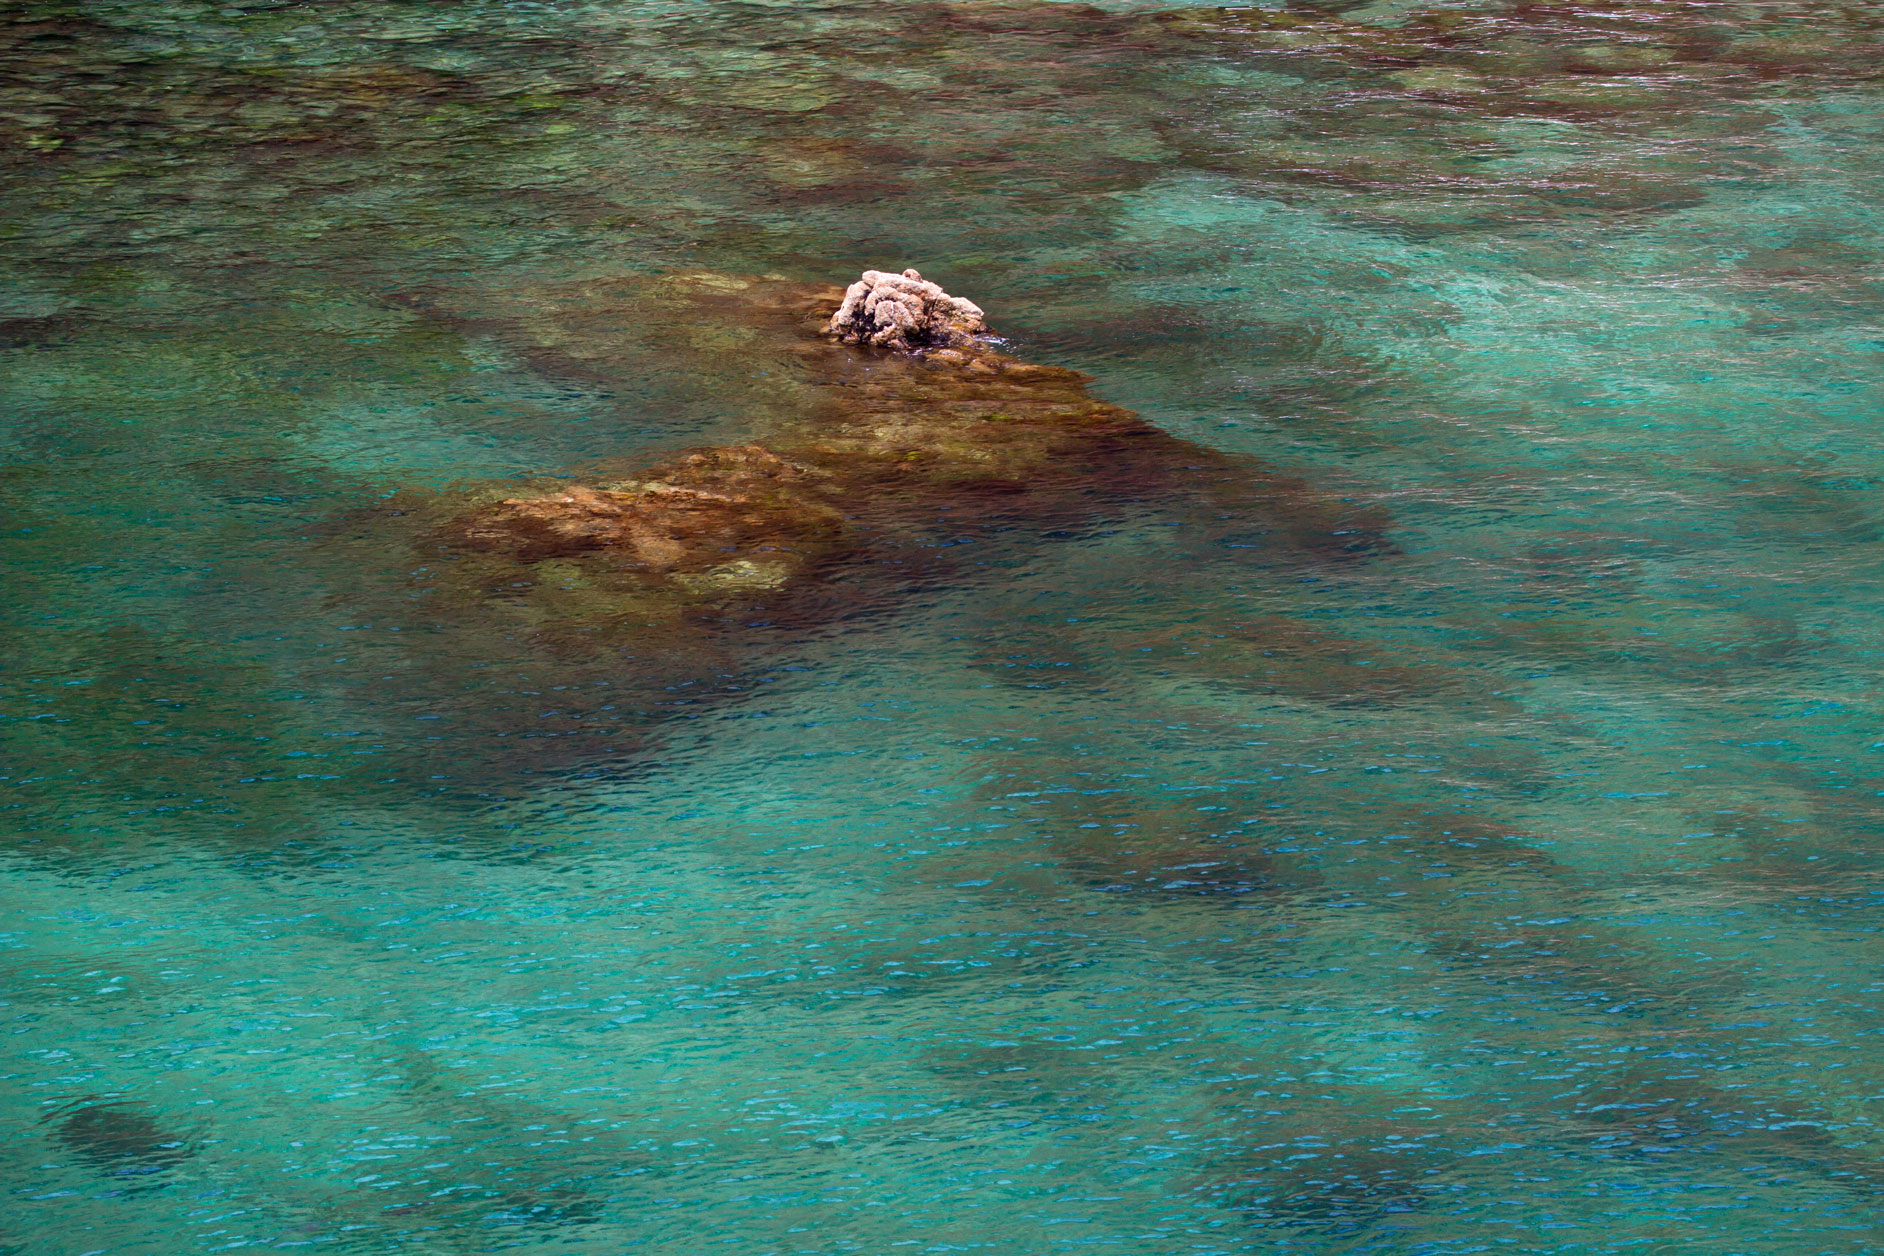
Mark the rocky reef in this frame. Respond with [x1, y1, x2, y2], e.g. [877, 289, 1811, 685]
[273, 264, 1401, 792]
[431, 268, 1390, 641]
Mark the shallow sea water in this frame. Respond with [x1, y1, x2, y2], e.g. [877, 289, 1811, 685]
[5, 0, 1884, 1251]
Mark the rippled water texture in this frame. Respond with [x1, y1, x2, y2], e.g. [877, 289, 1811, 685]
[6, 0, 1884, 1250]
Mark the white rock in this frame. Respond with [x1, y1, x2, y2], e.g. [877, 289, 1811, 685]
[827, 267, 987, 351]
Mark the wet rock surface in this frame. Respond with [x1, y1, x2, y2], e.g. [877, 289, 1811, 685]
[826, 267, 987, 351]
[246, 266, 1405, 793]
[452, 444, 842, 577]
[424, 270, 1389, 641]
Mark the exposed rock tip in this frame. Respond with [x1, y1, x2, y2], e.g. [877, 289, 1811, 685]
[827, 267, 988, 353]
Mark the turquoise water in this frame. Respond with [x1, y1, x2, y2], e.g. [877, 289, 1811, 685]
[6, 0, 1884, 1250]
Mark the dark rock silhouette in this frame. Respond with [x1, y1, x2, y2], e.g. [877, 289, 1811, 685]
[44, 1099, 192, 1177]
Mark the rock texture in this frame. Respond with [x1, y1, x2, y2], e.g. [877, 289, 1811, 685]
[827, 268, 987, 351]
[295, 268, 1398, 792]
[448, 442, 853, 610]
[407, 269, 1390, 644]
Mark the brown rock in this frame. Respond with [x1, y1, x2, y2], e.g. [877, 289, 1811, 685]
[419, 269, 1392, 633]
[450, 444, 846, 580]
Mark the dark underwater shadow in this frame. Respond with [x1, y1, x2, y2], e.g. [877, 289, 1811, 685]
[274, 271, 1405, 810]
[39, 1096, 197, 1188]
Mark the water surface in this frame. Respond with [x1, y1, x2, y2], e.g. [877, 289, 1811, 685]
[5, 1, 1884, 1251]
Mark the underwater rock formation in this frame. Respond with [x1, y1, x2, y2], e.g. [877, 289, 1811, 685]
[432, 269, 1390, 640]
[44, 1099, 192, 1177]
[453, 444, 843, 581]
[826, 267, 988, 352]
[280, 266, 1399, 793]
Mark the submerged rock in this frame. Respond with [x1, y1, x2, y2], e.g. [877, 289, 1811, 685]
[417, 269, 1390, 640]
[827, 267, 987, 351]
[276, 264, 1403, 808]
[452, 444, 842, 576]
[45, 1099, 192, 1176]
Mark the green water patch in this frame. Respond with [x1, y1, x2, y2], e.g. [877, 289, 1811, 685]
[6, 0, 1884, 1251]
